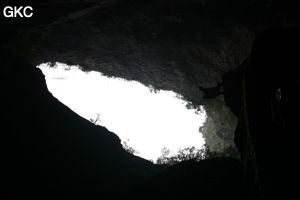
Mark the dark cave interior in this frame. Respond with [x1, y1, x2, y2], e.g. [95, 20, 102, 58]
[1, 0, 300, 199]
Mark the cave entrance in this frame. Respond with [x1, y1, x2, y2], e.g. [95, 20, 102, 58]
[37, 62, 206, 162]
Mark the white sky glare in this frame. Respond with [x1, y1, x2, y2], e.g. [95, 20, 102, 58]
[37, 62, 206, 161]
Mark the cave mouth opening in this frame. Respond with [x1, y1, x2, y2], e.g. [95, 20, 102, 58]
[37, 62, 207, 162]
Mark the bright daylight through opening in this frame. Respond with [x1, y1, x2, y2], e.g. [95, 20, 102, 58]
[37, 62, 207, 162]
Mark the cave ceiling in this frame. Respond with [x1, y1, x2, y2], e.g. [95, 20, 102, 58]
[1, 0, 299, 106]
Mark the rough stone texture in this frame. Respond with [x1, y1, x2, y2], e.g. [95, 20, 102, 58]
[0, 0, 268, 150]
[1, 1, 300, 199]
[28, 0, 256, 106]
[1, 0, 299, 150]
[234, 27, 300, 199]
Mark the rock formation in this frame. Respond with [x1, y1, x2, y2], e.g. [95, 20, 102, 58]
[1, 51, 159, 199]
[1, 0, 300, 199]
[235, 27, 300, 199]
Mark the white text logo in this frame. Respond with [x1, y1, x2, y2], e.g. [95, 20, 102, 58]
[3, 6, 33, 18]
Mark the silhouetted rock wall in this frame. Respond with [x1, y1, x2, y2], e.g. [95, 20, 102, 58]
[234, 27, 300, 199]
[1, 1, 300, 199]
[128, 158, 252, 200]
[0, 52, 157, 199]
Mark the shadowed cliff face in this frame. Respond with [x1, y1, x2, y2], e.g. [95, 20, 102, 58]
[2, 0, 299, 150]
[129, 158, 252, 200]
[2, 0, 260, 106]
[234, 27, 300, 199]
[0, 53, 248, 200]
[1, 0, 299, 150]
[0, 0, 278, 150]
[1, 1, 300, 199]
[1, 52, 159, 199]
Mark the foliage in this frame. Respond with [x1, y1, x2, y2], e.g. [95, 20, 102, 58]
[122, 139, 139, 155]
[205, 145, 240, 160]
[156, 146, 205, 165]
[201, 96, 238, 150]
[90, 115, 139, 155]
[90, 113, 101, 125]
[169, 61, 178, 68]
[147, 83, 161, 94]
[169, 61, 186, 77]
[185, 102, 196, 110]
[150, 31, 158, 40]
[156, 144, 240, 165]
[78, 65, 91, 73]
[174, 68, 185, 76]
[195, 105, 206, 115]
[162, 14, 184, 24]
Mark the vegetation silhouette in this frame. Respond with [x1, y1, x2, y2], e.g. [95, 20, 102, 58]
[156, 144, 240, 165]
[89, 113, 101, 125]
[122, 139, 139, 154]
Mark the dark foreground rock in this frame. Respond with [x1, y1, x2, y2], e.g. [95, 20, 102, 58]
[234, 27, 300, 199]
[0, 52, 160, 199]
[128, 158, 252, 200]
[1, 1, 300, 199]
[0, 52, 251, 200]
